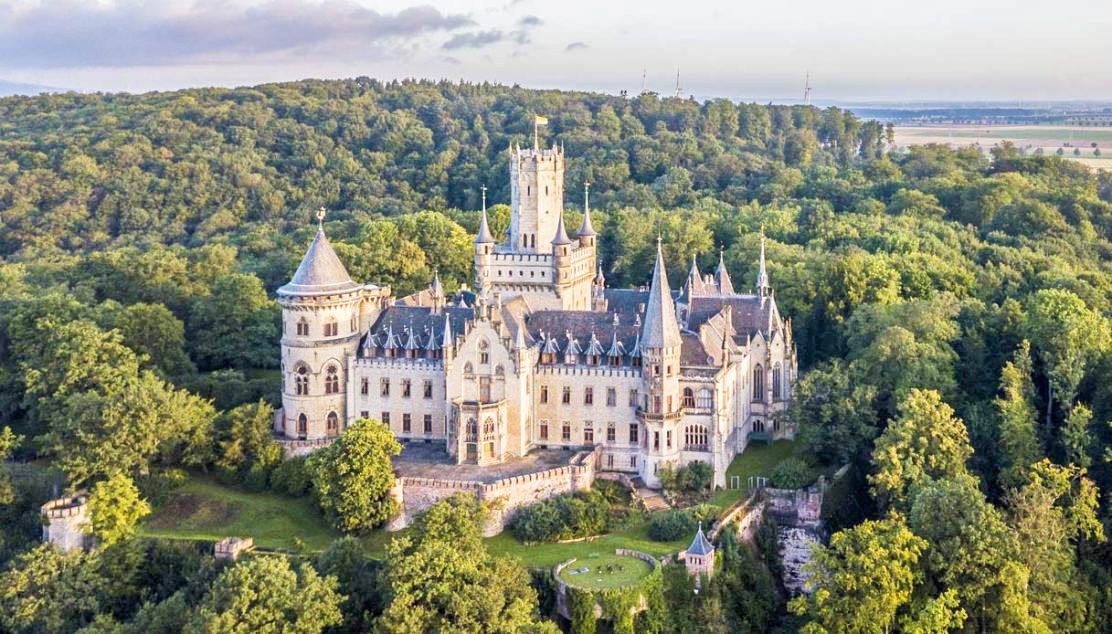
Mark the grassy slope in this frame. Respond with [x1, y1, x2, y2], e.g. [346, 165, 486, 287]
[139, 475, 341, 551]
[141, 441, 800, 560]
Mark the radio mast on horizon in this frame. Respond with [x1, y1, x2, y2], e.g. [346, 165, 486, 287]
[803, 71, 813, 105]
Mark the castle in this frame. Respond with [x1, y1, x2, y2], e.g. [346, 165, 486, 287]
[275, 141, 796, 490]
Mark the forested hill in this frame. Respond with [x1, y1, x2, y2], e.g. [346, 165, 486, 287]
[0, 78, 886, 257]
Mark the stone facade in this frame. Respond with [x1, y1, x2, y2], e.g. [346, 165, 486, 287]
[214, 537, 254, 560]
[41, 493, 91, 552]
[276, 139, 798, 493]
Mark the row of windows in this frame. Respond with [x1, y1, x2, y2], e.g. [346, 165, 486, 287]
[496, 267, 546, 279]
[373, 411, 438, 434]
[538, 352, 643, 367]
[540, 386, 641, 407]
[604, 454, 638, 469]
[368, 378, 435, 399]
[751, 363, 788, 401]
[539, 421, 640, 445]
[291, 315, 357, 337]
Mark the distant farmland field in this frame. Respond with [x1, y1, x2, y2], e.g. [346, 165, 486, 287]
[894, 125, 1112, 170]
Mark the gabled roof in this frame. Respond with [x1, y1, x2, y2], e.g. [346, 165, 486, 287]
[640, 241, 682, 349]
[278, 228, 363, 297]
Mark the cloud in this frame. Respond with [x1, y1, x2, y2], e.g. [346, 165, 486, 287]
[442, 29, 506, 50]
[0, 0, 474, 69]
[565, 42, 588, 51]
[518, 16, 543, 27]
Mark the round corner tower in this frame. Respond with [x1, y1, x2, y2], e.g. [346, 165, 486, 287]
[277, 222, 365, 441]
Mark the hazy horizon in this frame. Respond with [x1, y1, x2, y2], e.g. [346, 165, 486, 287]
[2, 0, 1111, 101]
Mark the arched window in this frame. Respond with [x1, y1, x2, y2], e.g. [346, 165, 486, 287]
[326, 412, 339, 436]
[685, 425, 708, 449]
[753, 419, 764, 433]
[295, 366, 309, 395]
[495, 364, 505, 377]
[752, 364, 764, 400]
[466, 418, 478, 442]
[297, 414, 307, 438]
[325, 365, 339, 394]
[464, 362, 474, 375]
[483, 417, 495, 438]
[697, 388, 713, 409]
[682, 388, 695, 408]
[350, 314, 357, 333]
[325, 318, 338, 337]
[772, 363, 782, 400]
[297, 318, 309, 336]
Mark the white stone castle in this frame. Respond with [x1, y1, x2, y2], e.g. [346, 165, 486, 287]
[276, 142, 796, 489]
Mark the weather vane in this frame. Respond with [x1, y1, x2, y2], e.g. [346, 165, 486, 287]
[317, 206, 326, 227]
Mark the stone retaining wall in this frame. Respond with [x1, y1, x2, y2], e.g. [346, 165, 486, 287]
[553, 549, 656, 620]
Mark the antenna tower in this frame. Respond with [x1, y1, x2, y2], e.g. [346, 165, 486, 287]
[675, 69, 682, 98]
[640, 68, 647, 94]
[803, 71, 812, 105]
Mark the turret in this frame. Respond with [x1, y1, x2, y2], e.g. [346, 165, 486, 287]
[475, 186, 494, 293]
[276, 208, 364, 440]
[640, 238, 682, 414]
[576, 183, 597, 248]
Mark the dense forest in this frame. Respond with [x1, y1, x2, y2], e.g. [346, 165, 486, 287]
[2, 78, 1112, 632]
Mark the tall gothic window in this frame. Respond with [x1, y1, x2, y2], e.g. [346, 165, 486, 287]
[295, 366, 309, 395]
[682, 387, 695, 408]
[685, 425, 708, 449]
[297, 414, 307, 438]
[752, 364, 764, 400]
[772, 363, 783, 400]
[325, 366, 339, 394]
[697, 388, 713, 409]
[326, 412, 339, 436]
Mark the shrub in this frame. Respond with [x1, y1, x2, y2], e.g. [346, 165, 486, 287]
[769, 457, 816, 489]
[677, 462, 713, 493]
[137, 468, 186, 506]
[511, 490, 611, 543]
[243, 463, 271, 492]
[270, 456, 312, 497]
[647, 509, 696, 541]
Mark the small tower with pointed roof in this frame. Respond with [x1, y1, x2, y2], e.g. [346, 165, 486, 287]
[475, 186, 495, 294]
[639, 238, 683, 485]
[277, 208, 371, 444]
[685, 523, 716, 581]
[756, 230, 771, 299]
[716, 246, 735, 295]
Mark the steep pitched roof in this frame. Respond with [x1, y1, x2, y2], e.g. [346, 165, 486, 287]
[551, 210, 572, 246]
[756, 235, 770, 294]
[715, 248, 735, 295]
[640, 241, 682, 349]
[577, 187, 597, 238]
[687, 524, 714, 556]
[278, 228, 362, 297]
[476, 205, 495, 244]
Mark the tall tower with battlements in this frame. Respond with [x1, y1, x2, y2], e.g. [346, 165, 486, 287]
[509, 144, 564, 252]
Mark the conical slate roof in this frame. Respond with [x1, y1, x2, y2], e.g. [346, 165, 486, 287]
[551, 211, 572, 246]
[476, 205, 495, 244]
[688, 523, 714, 556]
[756, 235, 770, 293]
[278, 227, 362, 297]
[683, 253, 706, 301]
[577, 186, 596, 238]
[640, 241, 682, 349]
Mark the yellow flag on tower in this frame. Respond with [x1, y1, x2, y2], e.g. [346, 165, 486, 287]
[534, 114, 548, 126]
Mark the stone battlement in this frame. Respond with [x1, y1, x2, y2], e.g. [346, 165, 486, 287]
[535, 366, 641, 378]
[41, 493, 88, 519]
[489, 251, 553, 264]
[354, 357, 444, 371]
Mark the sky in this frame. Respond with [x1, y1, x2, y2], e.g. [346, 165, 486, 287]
[1, 0, 1111, 101]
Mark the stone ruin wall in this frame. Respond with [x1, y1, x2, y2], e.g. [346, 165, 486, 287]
[41, 493, 90, 552]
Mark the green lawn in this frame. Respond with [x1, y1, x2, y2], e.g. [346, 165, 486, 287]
[557, 552, 653, 590]
[485, 522, 689, 569]
[708, 439, 800, 510]
[140, 474, 342, 552]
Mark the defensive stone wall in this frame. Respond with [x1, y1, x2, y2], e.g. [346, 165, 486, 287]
[387, 448, 599, 536]
[553, 549, 656, 620]
[765, 476, 825, 527]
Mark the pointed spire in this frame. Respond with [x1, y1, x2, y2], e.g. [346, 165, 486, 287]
[756, 228, 770, 298]
[431, 270, 444, 299]
[403, 324, 419, 351]
[607, 330, 626, 358]
[476, 186, 495, 244]
[278, 209, 362, 298]
[716, 245, 735, 295]
[688, 522, 714, 556]
[641, 238, 682, 349]
[684, 252, 706, 300]
[514, 321, 527, 349]
[551, 208, 572, 246]
[577, 182, 596, 238]
[441, 316, 453, 349]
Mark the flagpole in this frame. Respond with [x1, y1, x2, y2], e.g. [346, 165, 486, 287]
[533, 116, 538, 149]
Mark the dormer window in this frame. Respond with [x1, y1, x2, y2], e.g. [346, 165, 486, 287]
[541, 352, 555, 364]
[609, 355, 621, 367]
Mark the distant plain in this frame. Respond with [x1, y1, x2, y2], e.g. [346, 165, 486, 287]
[894, 125, 1112, 169]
